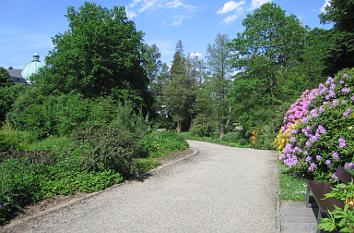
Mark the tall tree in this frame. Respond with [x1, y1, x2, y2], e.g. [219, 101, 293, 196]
[34, 2, 151, 111]
[162, 41, 195, 132]
[206, 33, 233, 138]
[230, 3, 306, 97]
[320, 0, 354, 75]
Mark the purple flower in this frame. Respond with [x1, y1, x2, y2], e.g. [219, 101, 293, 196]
[310, 135, 319, 143]
[325, 77, 334, 85]
[325, 160, 331, 166]
[316, 125, 326, 135]
[305, 156, 312, 162]
[338, 137, 346, 148]
[325, 90, 336, 100]
[319, 106, 325, 114]
[330, 83, 336, 90]
[352, 95, 354, 102]
[341, 87, 350, 94]
[292, 129, 299, 134]
[339, 80, 345, 84]
[303, 150, 308, 155]
[343, 108, 352, 118]
[284, 156, 298, 167]
[290, 137, 296, 143]
[308, 163, 317, 172]
[305, 141, 312, 148]
[332, 173, 339, 181]
[332, 152, 339, 160]
[316, 155, 322, 161]
[344, 162, 354, 169]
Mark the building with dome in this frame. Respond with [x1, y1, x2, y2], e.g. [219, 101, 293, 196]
[6, 53, 45, 84]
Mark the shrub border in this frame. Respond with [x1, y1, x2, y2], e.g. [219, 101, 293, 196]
[2, 147, 199, 230]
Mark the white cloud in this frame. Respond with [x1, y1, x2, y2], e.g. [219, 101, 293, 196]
[222, 14, 241, 24]
[166, 0, 184, 8]
[169, 15, 185, 26]
[320, 0, 331, 12]
[217, 1, 245, 14]
[125, 8, 137, 18]
[138, 0, 160, 13]
[250, 0, 272, 10]
[129, 0, 142, 8]
[189, 51, 202, 58]
[127, 0, 196, 17]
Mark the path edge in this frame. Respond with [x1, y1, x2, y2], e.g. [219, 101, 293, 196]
[2, 147, 199, 231]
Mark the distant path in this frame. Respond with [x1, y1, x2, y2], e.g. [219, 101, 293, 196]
[9, 140, 279, 233]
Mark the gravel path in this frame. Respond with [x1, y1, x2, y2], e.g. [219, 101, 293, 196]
[6, 140, 280, 233]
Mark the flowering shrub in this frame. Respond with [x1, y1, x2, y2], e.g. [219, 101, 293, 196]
[279, 68, 354, 182]
[274, 88, 320, 152]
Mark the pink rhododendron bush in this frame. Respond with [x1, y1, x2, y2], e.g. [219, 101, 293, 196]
[277, 68, 354, 182]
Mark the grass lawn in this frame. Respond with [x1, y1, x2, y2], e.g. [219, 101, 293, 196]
[279, 164, 307, 201]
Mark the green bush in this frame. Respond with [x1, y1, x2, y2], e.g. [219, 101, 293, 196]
[0, 126, 36, 151]
[222, 132, 249, 145]
[72, 124, 145, 178]
[133, 158, 160, 176]
[0, 84, 27, 123]
[254, 125, 278, 150]
[140, 131, 188, 158]
[0, 157, 41, 224]
[190, 115, 218, 137]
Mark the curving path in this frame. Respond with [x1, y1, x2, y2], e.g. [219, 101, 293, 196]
[7, 140, 280, 233]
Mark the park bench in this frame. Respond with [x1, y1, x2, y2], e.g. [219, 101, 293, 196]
[306, 166, 353, 233]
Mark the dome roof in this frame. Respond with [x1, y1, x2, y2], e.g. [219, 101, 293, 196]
[21, 53, 45, 82]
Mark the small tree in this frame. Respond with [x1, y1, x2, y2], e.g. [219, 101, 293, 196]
[206, 34, 233, 138]
[162, 41, 195, 132]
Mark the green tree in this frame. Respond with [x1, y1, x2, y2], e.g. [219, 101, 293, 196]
[230, 3, 306, 97]
[206, 33, 233, 138]
[320, 0, 354, 75]
[0, 67, 13, 87]
[34, 2, 151, 111]
[162, 41, 195, 132]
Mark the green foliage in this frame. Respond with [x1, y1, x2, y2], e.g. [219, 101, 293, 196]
[0, 126, 36, 151]
[222, 132, 249, 146]
[205, 33, 233, 138]
[286, 69, 354, 182]
[0, 84, 26, 122]
[320, 0, 354, 75]
[0, 67, 13, 87]
[279, 165, 307, 201]
[181, 132, 250, 148]
[33, 2, 152, 112]
[140, 131, 188, 158]
[190, 115, 218, 137]
[318, 182, 354, 233]
[162, 41, 196, 132]
[0, 157, 41, 224]
[320, 0, 354, 33]
[72, 123, 145, 178]
[133, 158, 160, 176]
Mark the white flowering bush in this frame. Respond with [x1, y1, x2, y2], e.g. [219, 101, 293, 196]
[279, 68, 354, 182]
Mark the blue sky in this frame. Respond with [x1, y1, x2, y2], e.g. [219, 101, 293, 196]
[0, 0, 331, 68]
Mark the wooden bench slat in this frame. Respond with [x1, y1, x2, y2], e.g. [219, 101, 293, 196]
[307, 180, 344, 213]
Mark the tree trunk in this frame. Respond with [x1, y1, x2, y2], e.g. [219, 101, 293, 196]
[219, 114, 225, 139]
[176, 121, 181, 133]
